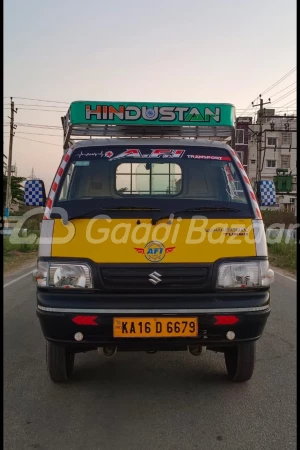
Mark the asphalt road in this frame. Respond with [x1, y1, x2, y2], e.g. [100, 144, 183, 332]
[4, 264, 296, 450]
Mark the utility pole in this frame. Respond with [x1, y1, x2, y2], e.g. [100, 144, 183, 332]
[4, 97, 17, 222]
[252, 95, 271, 190]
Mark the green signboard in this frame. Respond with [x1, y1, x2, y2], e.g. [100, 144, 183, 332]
[68, 101, 235, 128]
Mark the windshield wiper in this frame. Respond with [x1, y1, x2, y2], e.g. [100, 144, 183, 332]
[67, 206, 162, 221]
[66, 206, 240, 223]
[104, 206, 162, 211]
[67, 208, 108, 221]
[151, 207, 241, 225]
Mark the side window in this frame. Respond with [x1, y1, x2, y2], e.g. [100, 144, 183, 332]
[58, 163, 74, 201]
[57, 161, 111, 200]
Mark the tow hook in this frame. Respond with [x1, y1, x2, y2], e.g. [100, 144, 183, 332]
[188, 345, 206, 356]
[100, 347, 117, 357]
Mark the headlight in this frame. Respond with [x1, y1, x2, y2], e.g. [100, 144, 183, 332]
[217, 261, 274, 289]
[33, 261, 93, 288]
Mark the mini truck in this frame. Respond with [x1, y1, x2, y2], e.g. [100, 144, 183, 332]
[26, 101, 275, 383]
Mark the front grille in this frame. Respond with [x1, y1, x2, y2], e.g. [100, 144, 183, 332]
[100, 265, 211, 291]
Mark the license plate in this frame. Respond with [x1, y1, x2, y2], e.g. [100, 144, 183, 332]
[113, 317, 198, 338]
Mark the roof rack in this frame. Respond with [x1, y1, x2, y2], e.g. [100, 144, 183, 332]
[61, 101, 236, 150]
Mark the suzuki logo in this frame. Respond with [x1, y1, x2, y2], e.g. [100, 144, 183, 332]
[149, 271, 162, 285]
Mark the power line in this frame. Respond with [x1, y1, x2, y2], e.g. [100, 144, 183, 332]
[275, 110, 297, 116]
[3, 96, 69, 104]
[271, 89, 296, 106]
[14, 131, 62, 137]
[271, 88, 296, 102]
[275, 107, 297, 113]
[9, 121, 62, 129]
[15, 125, 61, 130]
[260, 66, 296, 96]
[275, 102, 296, 108]
[275, 109, 297, 115]
[274, 99, 297, 109]
[269, 81, 296, 98]
[14, 122, 61, 127]
[14, 136, 61, 146]
[4, 131, 62, 138]
[238, 97, 259, 117]
[4, 103, 69, 109]
[6, 107, 66, 112]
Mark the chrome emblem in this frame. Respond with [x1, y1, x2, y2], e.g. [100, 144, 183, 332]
[149, 271, 162, 285]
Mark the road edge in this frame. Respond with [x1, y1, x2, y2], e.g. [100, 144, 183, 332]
[4, 256, 37, 283]
[271, 265, 297, 281]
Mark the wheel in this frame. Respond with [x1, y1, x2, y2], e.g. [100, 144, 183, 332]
[46, 341, 75, 382]
[224, 342, 255, 382]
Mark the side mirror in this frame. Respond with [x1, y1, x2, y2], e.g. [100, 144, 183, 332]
[257, 180, 276, 207]
[24, 179, 47, 207]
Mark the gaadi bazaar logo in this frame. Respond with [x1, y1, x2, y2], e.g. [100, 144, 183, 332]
[134, 241, 175, 262]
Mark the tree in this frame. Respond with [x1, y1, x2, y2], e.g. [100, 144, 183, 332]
[117, 187, 128, 194]
[3, 175, 26, 206]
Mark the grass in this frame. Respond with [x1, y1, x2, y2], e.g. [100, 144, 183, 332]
[4, 235, 39, 273]
[262, 210, 296, 228]
[4, 235, 39, 255]
[268, 241, 297, 274]
[4, 252, 38, 274]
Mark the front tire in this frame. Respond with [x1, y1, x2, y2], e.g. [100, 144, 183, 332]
[46, 341, 75, 382]
[224, 342, 255, 382]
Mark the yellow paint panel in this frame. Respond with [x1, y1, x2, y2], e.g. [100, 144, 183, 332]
[51, 218, 257, 263]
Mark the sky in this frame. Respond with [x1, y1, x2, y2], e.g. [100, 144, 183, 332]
[4, 0, 297, 193]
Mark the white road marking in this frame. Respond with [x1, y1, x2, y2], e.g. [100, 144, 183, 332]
[4, 270, 33, 288]
[273, 270, 296, 283]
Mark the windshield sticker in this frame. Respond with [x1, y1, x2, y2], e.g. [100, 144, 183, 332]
[110, 149, 185, 161]
[75, 161, 90, 166]
[72, 148, 233, 162]
[77, 150, 114, 159]
[224, 165, 239, 199]
[187, 155, 231, 161]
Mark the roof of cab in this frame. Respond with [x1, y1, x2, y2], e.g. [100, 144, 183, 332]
[70, 138, 232, 151]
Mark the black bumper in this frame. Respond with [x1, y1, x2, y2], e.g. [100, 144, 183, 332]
[36, 290, 270, 350]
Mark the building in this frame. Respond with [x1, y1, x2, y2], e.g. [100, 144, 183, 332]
[235, 116, 252, 174]
[237, 110, 297, 213]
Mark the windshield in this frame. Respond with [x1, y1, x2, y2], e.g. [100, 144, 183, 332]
[55, 146, 253, 217]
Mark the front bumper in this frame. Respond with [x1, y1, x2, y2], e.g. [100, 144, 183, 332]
[36, 290, 270, 350]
